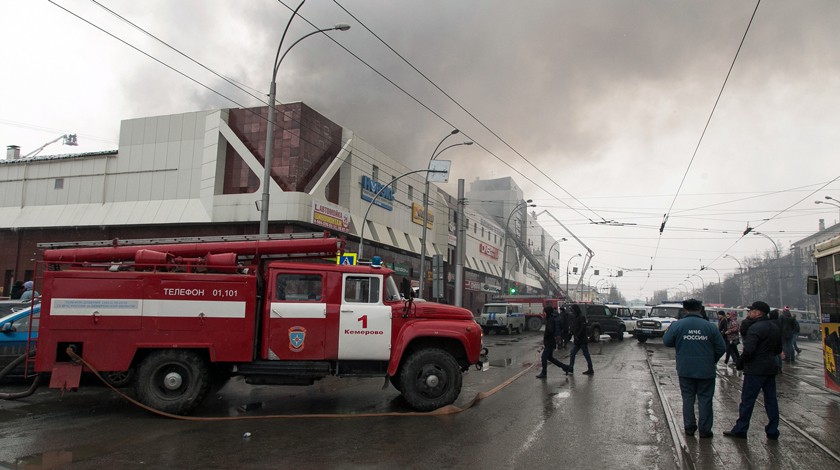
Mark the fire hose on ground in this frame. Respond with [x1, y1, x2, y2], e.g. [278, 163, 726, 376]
[0, 350, 40, 399]
[2, 346, 538, 420]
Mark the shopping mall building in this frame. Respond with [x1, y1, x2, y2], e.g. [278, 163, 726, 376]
[0, 102, 564, 312]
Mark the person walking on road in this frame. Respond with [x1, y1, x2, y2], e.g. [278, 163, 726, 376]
[791, 311, 801, 354]
[567, 304, 594, 375]
[663, 299, 726, 438]
[724, 300, 783, 440]
[780, 308, 796, 363]
[769, 309, 784, 373]
[723, 311, 741, 366]
[557, 307, 570, 349]
[536, 306, 570, 378]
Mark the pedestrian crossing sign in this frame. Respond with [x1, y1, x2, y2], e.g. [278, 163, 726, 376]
[337, 253, 357, 266]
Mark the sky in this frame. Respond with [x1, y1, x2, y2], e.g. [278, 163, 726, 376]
[2, 1, 840, 302]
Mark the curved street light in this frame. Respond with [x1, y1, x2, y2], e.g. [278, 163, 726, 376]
[566, 253, 582, 299]
[259, 18, 351, 234]
[683, 278, 695, 297]
[690, 274, 705, 300]
[418, 130, 472, 298]
[358, 168, 444, 261]
[724, 254, 744, 306]
[700, 265, 722, 305]
[753, 231, 783, 307]
[545, 237, 568, 283]
[501, 199, 536, 294]
[815, 199, 840, 222]
[678, 283, 690, 300]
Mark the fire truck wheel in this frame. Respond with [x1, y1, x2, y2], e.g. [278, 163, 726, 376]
[399, 348, 462, 412]
[527, 317, 543, 332]
[134, 350, 210, 415]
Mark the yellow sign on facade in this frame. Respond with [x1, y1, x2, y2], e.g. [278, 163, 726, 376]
[411, 203, 434, 229]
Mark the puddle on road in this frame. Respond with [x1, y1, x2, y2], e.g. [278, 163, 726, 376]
[13, 450, 75, 469]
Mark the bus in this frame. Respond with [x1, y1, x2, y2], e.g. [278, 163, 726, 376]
[809, 235, 840, 393]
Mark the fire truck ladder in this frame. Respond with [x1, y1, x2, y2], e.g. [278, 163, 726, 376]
[36, 232, 333, 249]
[504, 226, 567, 298]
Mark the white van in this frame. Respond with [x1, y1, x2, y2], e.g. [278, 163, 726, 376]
[477, 303, 526, 335]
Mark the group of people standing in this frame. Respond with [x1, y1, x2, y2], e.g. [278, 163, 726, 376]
[664, 299, 784, 441]
[536, 305, 594, 379]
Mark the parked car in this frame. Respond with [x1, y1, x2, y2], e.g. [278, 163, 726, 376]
[633, 303, 683, 343]
[0, 303, 39, 377]
[477, 303, 526, 334]
[608, 305, 637, 333]
[569, 303, 625, 342]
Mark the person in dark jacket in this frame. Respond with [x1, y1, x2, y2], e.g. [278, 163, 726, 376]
[768, 309, 783, 372]
[780, 308, 796, 363]
[663, 299, 726, 438]
[723, 311, 741, 366]
[724, 300, 783, 440]
[567, 304, 594, 375]
[557, 307, 570, 349]
[536, 306, 570, 378]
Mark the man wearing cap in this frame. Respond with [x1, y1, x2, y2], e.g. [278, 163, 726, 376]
[724, 300, 783, 440]
[663, 299, 726, 438]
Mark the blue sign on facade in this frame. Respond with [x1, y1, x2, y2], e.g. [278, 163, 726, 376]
[361, 175, 395, 211]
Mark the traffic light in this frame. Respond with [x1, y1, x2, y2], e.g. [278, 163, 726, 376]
[509, 286, 517, 294]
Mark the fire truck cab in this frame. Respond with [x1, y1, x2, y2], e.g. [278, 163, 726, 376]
[33, 233, 485, 414]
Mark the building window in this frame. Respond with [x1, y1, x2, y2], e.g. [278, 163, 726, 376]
[391, 176, 397, 195]
[372, 165, 379, 180]
[54, 178, 64, 189]
[408, 185, 414, 200]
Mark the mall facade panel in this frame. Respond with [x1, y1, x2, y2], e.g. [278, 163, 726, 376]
[0, 103, 557, 311]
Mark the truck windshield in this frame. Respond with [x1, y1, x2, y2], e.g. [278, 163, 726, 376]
[384, 275, 401, 301]
[484, 306, 508, 314]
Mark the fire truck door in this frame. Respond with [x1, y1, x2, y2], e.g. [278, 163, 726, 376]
[265, 273, 327, 360]
[338, 274, 392, 360]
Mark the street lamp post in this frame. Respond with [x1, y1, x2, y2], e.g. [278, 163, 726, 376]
[700, 266, 722, 305]
[259, 19, 350, 235]
[545, 237, 567, 284]
[753, 232, 783, 307]
[358, 169, 445, 261]
[815, 198, 840, 223]
[690, 274, 705, 300]
[724, 254, 744, 306]
[595, 279, 608, 302]
[418, 130, 472, 299]
[683, 278, 695, 298]
[566, 253, 582, 299]
[679, 283, 690, 299]
[501, 200, 536, 295]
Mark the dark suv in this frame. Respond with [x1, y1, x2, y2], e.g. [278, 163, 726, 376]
[568, 303, 625, 342]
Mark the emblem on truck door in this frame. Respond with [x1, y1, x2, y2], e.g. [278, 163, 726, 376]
[289, 326, 307, 352]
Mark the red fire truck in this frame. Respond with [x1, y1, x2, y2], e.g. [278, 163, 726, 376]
[31, 233, 485, 414]
[490, 295, 566, 331]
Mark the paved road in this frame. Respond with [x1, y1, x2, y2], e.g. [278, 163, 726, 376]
[1, 332, 837, 469]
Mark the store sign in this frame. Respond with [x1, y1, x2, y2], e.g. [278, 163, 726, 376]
[386, 262, 410, 276]
[312, 201, 350, 232]
[465, 280, 481, 291]
[360, 175, 394, 211]
[411, 203, 434, 229]
[481, 283, 501, 294]
[479, 243, 499, 260]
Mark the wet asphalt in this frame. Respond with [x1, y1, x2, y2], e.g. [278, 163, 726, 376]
[1, 331, 837, 469]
